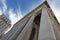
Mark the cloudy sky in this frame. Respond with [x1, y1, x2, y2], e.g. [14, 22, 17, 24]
[0, 0, 60, 25]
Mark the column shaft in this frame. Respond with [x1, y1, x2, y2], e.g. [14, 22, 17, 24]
[33, 31, 37, 40]
[33, 23, 38, 40]
[38, 8, 56, 40]
[8, 17, 29, 40]
[52, 23, 60, 40]
[16, 15, 35, 40]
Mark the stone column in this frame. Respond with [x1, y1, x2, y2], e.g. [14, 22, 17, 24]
[33, 31, 37, 40]
[8, 17, 29, 40]
[1, 17, 29, 40]
[16, 15, 35, 40]
[52, 24, 60, 40]
[33, 23, 38, 40]
[38, 8, 56, 40]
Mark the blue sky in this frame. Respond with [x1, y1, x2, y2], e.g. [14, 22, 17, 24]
[6, 0, 42, 15]
[0, 0, 60, 25]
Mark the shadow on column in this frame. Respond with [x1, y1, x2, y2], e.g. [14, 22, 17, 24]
[29, 13, 41, 40]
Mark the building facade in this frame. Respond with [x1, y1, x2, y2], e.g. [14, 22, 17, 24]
[0, 14, 11, 38]
[1, 1, 60, 40]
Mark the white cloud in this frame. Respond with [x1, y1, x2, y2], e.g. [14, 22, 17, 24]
[0, 0, 7, 15]
[0, 9, 2, 15]
[0, 0, 7, 13]
[9, 8, 23, 25]
[17, 6, 23, 20]
[8, 9, 18, 25]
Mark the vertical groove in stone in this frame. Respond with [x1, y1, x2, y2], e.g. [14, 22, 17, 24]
[38, 8, 56, 40]
[16, 15, 35, 40]
[8, 17, 29, 40]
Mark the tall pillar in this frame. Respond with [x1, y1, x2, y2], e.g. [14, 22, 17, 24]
[8, 17, 29, 40]
[52, 24, 60, 40]
[16, 15, 35, 40]
[38, 8, 56, 40]
[33, 23, 38, 40]
[47, 7, 60, 40]
[33, 31, 37, 40]
[1, 17, 29, 40]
